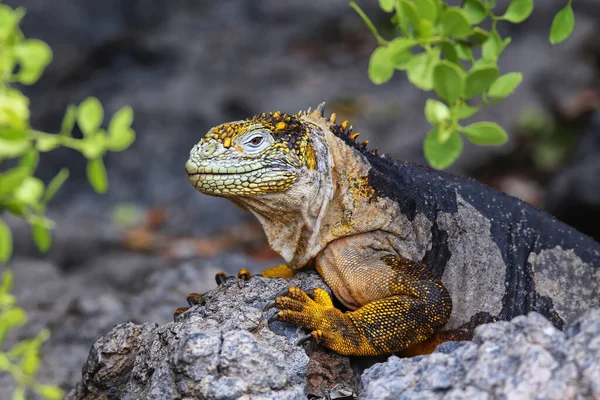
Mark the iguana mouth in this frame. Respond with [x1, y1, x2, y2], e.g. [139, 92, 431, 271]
[185, 160, 266, 176]
[186, 160, 296, 195]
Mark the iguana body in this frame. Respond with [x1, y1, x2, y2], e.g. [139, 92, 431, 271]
[184, 104, 600, 356]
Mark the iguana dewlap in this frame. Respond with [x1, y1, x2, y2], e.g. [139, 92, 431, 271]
[184, 104, 600, 356]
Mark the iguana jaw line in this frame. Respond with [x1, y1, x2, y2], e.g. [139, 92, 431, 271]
[186, 147, 297, 196]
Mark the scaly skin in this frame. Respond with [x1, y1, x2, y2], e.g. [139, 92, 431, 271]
[183, 104, 600, 356]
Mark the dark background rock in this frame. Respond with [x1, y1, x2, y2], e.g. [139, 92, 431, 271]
[1, 0, 600, 397]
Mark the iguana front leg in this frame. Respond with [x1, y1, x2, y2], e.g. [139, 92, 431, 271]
[266, 235, 452, 356]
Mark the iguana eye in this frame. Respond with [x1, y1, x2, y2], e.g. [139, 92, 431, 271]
[241, 132, 271, 154]
[249, 136, 263, 146]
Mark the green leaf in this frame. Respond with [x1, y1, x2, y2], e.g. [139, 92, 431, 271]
[436, 125, 454, 144]
[12, 386, 26, 400]
[433, 60, 465, 104]
[549, 3, 575, 45]
[456, 105, 479, 119]
[107, 106, 135, 151]
[87, 158, 108, 194]
[399, 0, 420, 28]
[415, 0, 439, 22]
[502, 0, 533, 23]
[61, 105, 77, 136]
[77, 97, 104, 136]
[0, 167, 29, 196]
[0, 219, 12, 263]
[22, 350, 41, 376]
[32, 219, 52, 253]
[0, 129, 30, 157]
[0, 6, 16, 41]
[37, 385, 64, 400]
[440, 7, 472, 39]
[387, 38, 415, 69]
[417, 19, 434, 39]
[379, 0, 395, 12]
[463, 27, 490, 47]
[368, 46, 394, 85]
[425, 99, 451, 125]
[0, 270, 13, 295]
[464, 0, 487, 24]
[455, 44, 473, 61]
[14, 177, 44, 206]
[424, 128, 463, 169]
[461, 121, 508, 145]
[14, 39, 53, 85]
[464, 65, 499, 99]
[441, 42, 458, 64]
[42, 168, 69, 204]
[406, 51, 439, 90]
[481, 30, 505, 62]
[488, 72, 523, 98]
[0, 88, 30, 128]
[3, 307, 26, 327]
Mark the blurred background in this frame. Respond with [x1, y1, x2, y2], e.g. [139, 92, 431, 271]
[1, 0, 600, 394]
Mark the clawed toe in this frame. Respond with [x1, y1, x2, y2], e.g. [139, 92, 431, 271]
[297, 330, 323, 345]
[215, 272, 228, 285]
[186, 293, 204, 306]
[237, 268, 251, 280]
[173, 306, 190, 321]
[215, 268, 253, 286]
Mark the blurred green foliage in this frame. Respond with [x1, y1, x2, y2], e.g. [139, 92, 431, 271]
[0, 271, 62, 400]
[0, 2, 136, 397]
[351, 0, 575, 169]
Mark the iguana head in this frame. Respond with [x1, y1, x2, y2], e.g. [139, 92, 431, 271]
[186, 107, 325, 199]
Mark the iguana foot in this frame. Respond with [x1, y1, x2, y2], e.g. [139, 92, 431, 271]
[175, 270, 252, 320]
[264, 287, 368, 355]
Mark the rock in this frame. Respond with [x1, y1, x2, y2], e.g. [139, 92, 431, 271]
[67, 272, 355, 399]
[360, 309, 600, 400]
[64, 264, 600, 399]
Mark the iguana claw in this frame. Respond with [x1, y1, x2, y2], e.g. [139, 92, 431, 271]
[268, 312, 282, 323]
[263, 300, 277, 312]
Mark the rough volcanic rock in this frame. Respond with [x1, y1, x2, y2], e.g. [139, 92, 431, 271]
[67, 265, 600, 400]
[67, 272, 358, 399]
[360, 309, 600, 400]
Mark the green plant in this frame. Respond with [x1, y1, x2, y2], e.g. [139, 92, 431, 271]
[0, 2, 136, 397]
[0, 271, 62, 400]
[351, 0, 575, 169]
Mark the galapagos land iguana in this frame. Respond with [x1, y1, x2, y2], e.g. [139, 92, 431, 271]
[182, 104, 600, 356]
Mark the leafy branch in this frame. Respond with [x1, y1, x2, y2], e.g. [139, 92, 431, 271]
[351, 0, 575, 169]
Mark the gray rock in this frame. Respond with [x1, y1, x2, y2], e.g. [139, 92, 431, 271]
[67, 272, 333, 399]
[360, 308, 600, 400]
